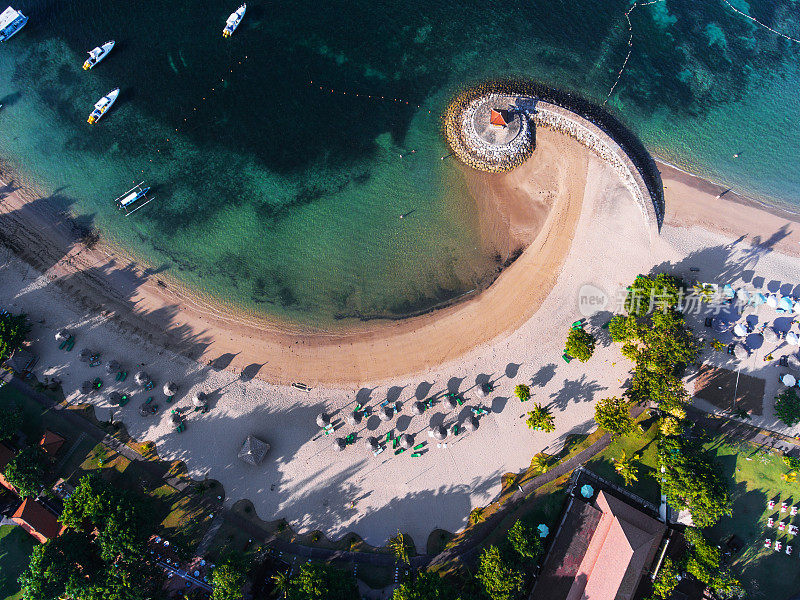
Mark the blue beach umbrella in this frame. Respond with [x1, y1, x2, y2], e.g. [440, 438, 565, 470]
[779, 297, 793, 312]
[722, 284, 735, 299]
[752, 293, 766, 306]
[537, 524, 549, 538]
[581, 484, 594, 498]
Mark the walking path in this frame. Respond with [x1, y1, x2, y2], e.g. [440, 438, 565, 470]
[196, 512, 226, 557]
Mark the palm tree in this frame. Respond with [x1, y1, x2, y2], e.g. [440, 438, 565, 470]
[388, 531, 410, 565]
[782, 472, 798, 483]
[692, 282, 716, 303]
[515, 384, 531, 402]
[469, 507, 486, 525]
[526, 404, 555, 432]
[271, 571, 291, 598]
[614, 450, 640, 487]
[530, 453, 550, 474]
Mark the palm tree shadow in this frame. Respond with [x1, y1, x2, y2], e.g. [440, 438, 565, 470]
[548, 375, 607, 410]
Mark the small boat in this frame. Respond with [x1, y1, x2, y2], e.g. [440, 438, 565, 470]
[87, 88, 119, 124]
[83, 40, 115, 70]
[0, 6, 28, 42]
[222, 4, 245, 38]
[113, 182, 155, 216]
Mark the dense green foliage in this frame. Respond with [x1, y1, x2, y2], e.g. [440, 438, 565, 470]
[392, 572, 463, 600]
[514, 384, 530, 403]
[658, 438, 731, 528]
[784, 455, 800, 471]
[594, 397, 635, 438]
[286, 563, 358, 600]
[525, 404, 555, 432]
[649, 557, 679, 600]
[684, 528, 744, 598]
[19, 474, 162, 600]
[565, 328, 596, 362]
[776, 388, 800, 426]
[476, 545, 524, 600]
[506, 520, 541, 561]
[0, 312, 28, 362]
[4, 446, 46, 498]
[388, 531, 413, 565]
[210, 555, 248, 600]
[614, 450, 640, 486]
[0, 403, 21, 441]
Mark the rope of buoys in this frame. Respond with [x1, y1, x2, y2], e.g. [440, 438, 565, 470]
[719, 0, 800, 44]
[307, 80, 436, 115]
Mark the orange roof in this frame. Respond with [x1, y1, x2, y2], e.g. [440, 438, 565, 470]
[12, 498, 65, 543]
[490, 108, 508, 127]
[39, 430, 65, 456]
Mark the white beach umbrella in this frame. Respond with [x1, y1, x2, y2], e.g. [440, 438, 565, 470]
[767, 295, 779, 308]
[764, 327, 779, 344]
[722, 284, 735, 299]
[134, 371, 150, 386]
[106, 360, 121, 374]
[779, 297, 793, 312]
[787, 332, 800, 346]
[734, 344, 748, 360]
[55, 329, 70, 342]
[379, 405, 393, 421]
[733, 323, 748, 337]
[782, 374, 797, 387]
[316, 413, 330, 428]
[399, 434, 414, 449]
[192, 391, 207, 408]
[794, 301, 800, 314]
[752, 293, 767, 306]
[346, 411, 361, 426]
[444, 396, 458, 410]
[164, 381, 179, 396]
[365, 437, 379, 452]
[737, 289, 751, 304]
[431, 425, 447, 440]
[464, 416, 479, 431]
[411, 401, 425, 416]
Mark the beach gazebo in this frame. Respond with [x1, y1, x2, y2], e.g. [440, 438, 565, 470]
[316, 413, 331, 428]
[489, 108, 511, 128]
[378, 405, 393, 421]
[79, 348, 94, 362]
[464, 416, 479, 431]
[411, 401, 425, 416]
[80, 380, 93, 395]
[399, 434, 414, 449]
[444, 396, 458, 410]
[333, 438, 347, 452]
[55, 329, 70, 342]
[108, 391, 123, 405]
[734, 344, 748, 360]
[105, 360, 121, 374]
[430, 425, 447, 440]
[134, 371, 150, 387]
[238, 435, 270, 466]
[192, 391, 208, 409]
[365, 436, 380, 452]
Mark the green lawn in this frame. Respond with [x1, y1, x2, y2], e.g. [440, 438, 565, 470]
[704, 440, 800, 600]
[0, 525, 35, 600]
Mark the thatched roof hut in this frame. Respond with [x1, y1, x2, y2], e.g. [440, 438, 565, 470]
[164, 381, 179, 396]
[105, 360, 121, 374]
[316, 413, 331, 428]
[238, 435, 270, 466]
[55, 329, 70, 342]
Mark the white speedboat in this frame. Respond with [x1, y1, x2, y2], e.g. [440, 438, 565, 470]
[222, 4, 245, 38]
[87, 88, 119, 124]
[83, 40, 115, 70]
[0, 6, 27, 42]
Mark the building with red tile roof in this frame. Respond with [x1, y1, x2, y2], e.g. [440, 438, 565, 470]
[0, 442, 18, 493]
[39, 430, 66, 456]
[11, 497, 66, 543]
[531, 491, 666, 600]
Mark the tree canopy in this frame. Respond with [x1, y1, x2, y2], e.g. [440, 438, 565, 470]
[594, 397, 635, 438]
[776, 388, 800, 426]
[286, 563, 358, 600]
[476, 545, 524, 600]
[0, 312, 28, 361]
[0, 403, 21, 442]
[649, 557, 679, 600]
[525, 404, 555, 432]
[514, 384, 530, 403]
[392, 572, 463, 600]
[4, 446, 46, 498]
[684, 528, 744, 598]
[506, 519, 541, 561]
[211, 554, 248, 600]
[565, 328, 596, 362]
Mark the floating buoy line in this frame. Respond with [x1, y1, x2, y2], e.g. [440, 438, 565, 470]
[719, 0, 800, 44]
[307, 79, 437, 116]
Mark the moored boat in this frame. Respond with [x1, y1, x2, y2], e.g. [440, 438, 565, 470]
[87, 88, 119, 124]
[0, 6, 27, 42]
[83, 40, 115, 70]
[113, 182, 154, 216]
[222, 4, 245, 38]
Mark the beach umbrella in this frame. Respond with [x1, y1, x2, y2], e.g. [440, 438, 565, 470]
[764, 327, 779, 344]
[346, 411, 361, 426]
[399, 434, 414, 449]
[734, 344, 748, 360]
[139, 402, 152, 417]
[134, 371, 150, 386]
[782, 374, 797, 387]
[55, 329, 70, 342]
[365, 436, 379, 452]
[431, 425, 447, 440]
[411, 401, 425, 415]
[164, 381, 179, 396]
[768, 295, 779, 308]
[779, 297, 793, 312]
[733, 323, 748, 337]
[537, 524, 549, 538]
[79, 348, 94, 362]
[444, 396, 458, 410]
[464, 416, 479, 431]
[737, 289, 751, 304]
[238, 435, 270, 465]
[333, 438, 346, 452]
[192, 392, 207, 408]
[170, 412, 182, 426]
[105, 360, 121, 374]
[787, 332, 800, 346]
[712, 318, 728, 333]
[722, 284, 735, 299]
[752, 293, 766, 306]
[316, 413, 330, 428]
[80, 380, 93, 394]
[789, 354, 800, 369]
[581, 484, 594, 498]
[794, 301, 800, 314]
[108, 391, 123, 405]
[379, 405, 393, 421]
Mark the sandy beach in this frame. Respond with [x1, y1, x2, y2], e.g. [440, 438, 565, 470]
[3, 124, 800, 548]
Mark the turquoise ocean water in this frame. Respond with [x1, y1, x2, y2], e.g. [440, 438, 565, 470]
[0, 0, 798, 324]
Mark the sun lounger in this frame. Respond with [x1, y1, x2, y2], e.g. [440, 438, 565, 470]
[779, 521, 786, 531]
[776, 541, 782, 551]
[765, 539, 772, 548]
[769, 500, 776, 510]
[144, 381, 154, 391]
[116, 371, 127, 381]
[372, 446, 385, 457]
[392, 438, 399, 449]
[411, 452, 421, 457]
[452, 425, 460, 435]
[166, 395, 174, 403]
[782, 502, 788, 512]
[65, 338, 75, 351]
[89, 359, 101, 367]
[792, 506, 798, 516]
[386, 431, 394, 441]
[394, 448, 404, 455]
[787, 545, 793, 555]
[59, 335, 73, 350]
[413, 443, 425, 450]
[145, 397, 153, 405]
[119, 394, 130, 407]
[562, 353, 572, 363]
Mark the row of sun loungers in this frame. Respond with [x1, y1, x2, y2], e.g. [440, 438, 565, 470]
[765, 539, 793, 554]
[767, 500, 798, 515]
